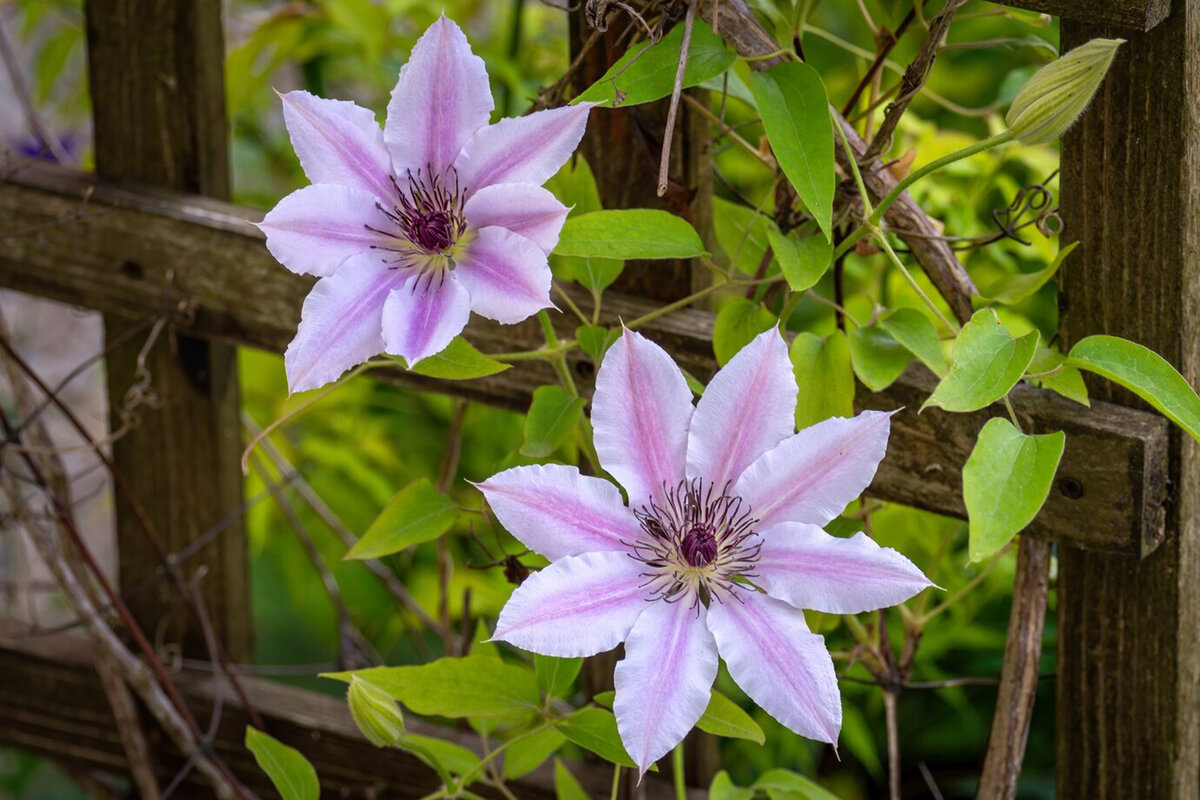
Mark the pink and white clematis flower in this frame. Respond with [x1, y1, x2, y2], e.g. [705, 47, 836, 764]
[478, 329, 932, 774]
[260, 16, 593, 392]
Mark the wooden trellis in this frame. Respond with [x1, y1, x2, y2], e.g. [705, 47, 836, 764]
[0, 0, 1195, 798]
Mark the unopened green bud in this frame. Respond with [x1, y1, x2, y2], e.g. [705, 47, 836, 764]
[348, 676, 405, 747]
[1006, 38, 1124, 145]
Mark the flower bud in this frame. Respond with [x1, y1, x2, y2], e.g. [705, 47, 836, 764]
[348, 676, 405, 748]
[1005, 38, 1124, 145]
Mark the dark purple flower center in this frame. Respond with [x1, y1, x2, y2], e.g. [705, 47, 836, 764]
[630, 478, 761, 605]
[680, 524, 719, 567]
[368, 167, 468, 259]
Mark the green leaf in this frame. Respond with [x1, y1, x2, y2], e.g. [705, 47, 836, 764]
[769, 224, 832, 292]
[848, 326, 911, 392]
[547, 156, 623, 292]
[535, 655, 583, 698]
[962, 418, 1065, 561]
[753, 769, 844, 800]
[790, 331, 855, 428]
[878, 308, 950, 377]
[345, 478, 458, 560]
[696, 690, 765, 744]
[977, 242, 1078, 306]
[1068, 335, 1200, 442]
[713, 298, 777, 366]
[749, 62, 836, 240]
[555, 708, 637, 768]
[591, 690, 615, 709]
[521, 386, 587, 458]
[713, 197, 770, 275]
[400, 733, 482, 782]
[245, 727, 319, 800]
[556, 210, 707, 260]
[1028, 346, 1090, 407]
[576, 325, 621, 364]
[468, 620, 501, 660]
[406, 336, 509, 380]
[923, 310, 1039, 413]
[504, 728, 568, 780]
[554, 759, 590, 800]
[575, 22, 736, 107]
[322, 656, 541, 718]
[710, 771, 756, 800]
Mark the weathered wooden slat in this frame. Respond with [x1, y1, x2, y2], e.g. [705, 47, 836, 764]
[997, 0, 1170, 30]
[0, 621, 697, 799]
[0, 161, 1168, 554]
[1055, 8, 1200, 799]
[83, 0, 251, 661]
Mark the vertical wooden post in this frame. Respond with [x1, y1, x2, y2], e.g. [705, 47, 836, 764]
[84, 0, 251, 661]
[1057, 6, 1200, 798]
[569, 11, 713, 300]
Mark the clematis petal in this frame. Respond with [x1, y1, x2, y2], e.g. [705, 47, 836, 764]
[734, 411, 891, 530]
[259, 184, 395, 278]
[686, 329, 796, 490]
[385, 16, 493, 178]
[284, 256, 403, 393]
[592, 329, 694, 509]
[492, 551, 650, 658]
[707, 592, 841, 744]
[477, 464, 644, 560]
[279, 90, 395, 200]
[453, 226, 553, 323]
[755, 523, 933, 614]
[462, 183, 570, 254]
[614, 599, 718, 776]
[382, 270, 471, 366]
[455, 103, 594, 195]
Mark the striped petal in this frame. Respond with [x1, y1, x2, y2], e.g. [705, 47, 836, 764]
[614, 599, 717, 776]
[454, 226, 553, 324]
[455, 103, 594, 195]
[734, 411, 891, 530]
[707, 592, 841, 744]
[284, 255, 402, 393]
[385, 16, 493, 179]
[755, 523, 932, 614]
[259, 184, 394, 277]
[592, 329, 694, 509]
[492, 551, 650, 658]
[686, 328, 796, 490]
[382, 270, 471, 367]
[280, 90, 394, 200]
[463, 183, 569, 254]
[476, 464, 643, 560]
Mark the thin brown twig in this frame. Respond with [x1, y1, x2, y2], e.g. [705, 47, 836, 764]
[657, 0, 698, 197]
[243, 414, 445, 651]
[247, 450, 375, 671]
[0, 331, 265, 729]
[862, 0, 967, 162]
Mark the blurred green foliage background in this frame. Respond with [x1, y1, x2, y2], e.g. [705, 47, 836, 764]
[1, 1, 1066, 798]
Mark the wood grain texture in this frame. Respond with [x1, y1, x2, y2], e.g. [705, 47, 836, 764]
[0, 162, 1169, 554]
[1056, 5, 1200, 798]
[974, 536, 1051, 800]
[0, 621, 700, 799]
[569, 10, 712, 300]
[83, 0, 250, 660]
[997, 0, 1170, 30]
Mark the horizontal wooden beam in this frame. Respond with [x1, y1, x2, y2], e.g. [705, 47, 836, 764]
[0, 161, 1169, 554]
[0, 620, 697, 799]
[997, 0, 1170, 30]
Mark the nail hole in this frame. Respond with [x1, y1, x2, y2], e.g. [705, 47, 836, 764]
[1059, 477, 1084, 499]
